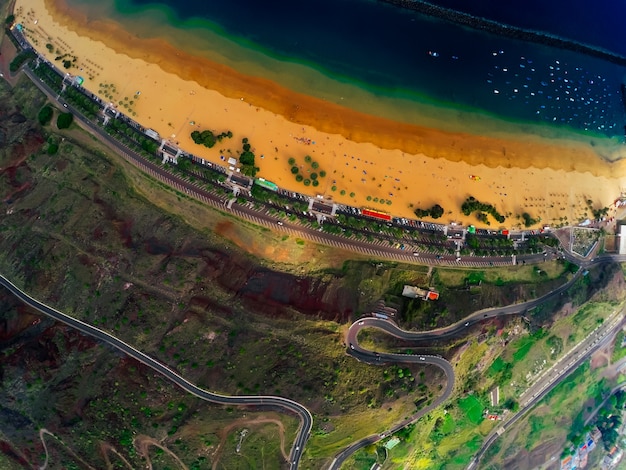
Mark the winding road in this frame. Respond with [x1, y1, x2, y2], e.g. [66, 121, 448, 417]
[328, 254, 626, 469]
[0, 274, 312, 469]
[6, 44, 626, 469]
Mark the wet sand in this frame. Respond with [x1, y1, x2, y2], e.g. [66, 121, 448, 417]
[12, 0, 626, 228]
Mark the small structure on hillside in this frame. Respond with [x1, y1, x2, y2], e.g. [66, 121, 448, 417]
[371, 300, 397, 320]
[384, 437, 400, 450]
[402, 285, 439, 301]
[490, 386, 500, 407]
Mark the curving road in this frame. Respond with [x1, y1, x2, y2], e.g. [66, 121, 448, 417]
[13, 49, 626, 469]
[468, 308, 624, 469]
[0, 274, 312, 469]
[328, 318, 455, 470]
[329, 255, 626, 469]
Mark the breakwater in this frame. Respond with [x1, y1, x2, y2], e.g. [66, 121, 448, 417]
[380, 0, 626, 66]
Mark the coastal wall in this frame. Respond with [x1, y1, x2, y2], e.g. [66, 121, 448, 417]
[381, 0, 626, 66]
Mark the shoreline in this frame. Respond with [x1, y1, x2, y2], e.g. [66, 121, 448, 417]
[11, 0, 626, 228]
[42, 0, 626, 173]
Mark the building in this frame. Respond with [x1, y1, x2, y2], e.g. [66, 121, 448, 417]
[160, 142, 181, 164]
[144, 128, 160, 140]
[402, 285, 439, 301]
[490, 386, 500, 407]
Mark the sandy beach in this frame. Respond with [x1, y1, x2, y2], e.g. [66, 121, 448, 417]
[10, 0, 626, 228]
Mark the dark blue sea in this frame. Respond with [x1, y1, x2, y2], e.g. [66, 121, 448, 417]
[69, 0, 626, 139]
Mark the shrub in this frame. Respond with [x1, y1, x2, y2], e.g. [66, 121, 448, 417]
[291, 166, 299, 174]
[9, 50, 36, 72]
[47, 142, 58, 155]
[310, 172, 318, 180]
[296, 174, 303, 182]
[38, 106, 53, 126]
[312, 180, 319, 187]
[319, 170, 326, 177]
[56, 112, 73, 129]
[288, 157, 296, 166]
[311, 161, 319, 169]
[304, 155, 312, 163]
[303, 179, 311, 186]
[239, 151, 255, 166]
[191, 130, 216, 148]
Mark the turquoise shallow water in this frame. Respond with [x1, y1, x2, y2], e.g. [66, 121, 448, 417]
[64, 0, 626, 144]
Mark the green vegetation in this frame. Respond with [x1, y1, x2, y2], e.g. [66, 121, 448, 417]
[461, 196, 505, 224]
[288, 154, 326, 188]
[488, 357, 506, 374]
[414, 204, 445, 219]
[594, 391, 626, 450]
[63, 87, 101, 119]
[521, 212, 540, 227]
[190, 129, 232, 148]
[9, 50, 36, 72]
[46, 137, 59, 155]
[239, 137, 258, 176]
[5, 14, 15, 25]
[2, 65, 624, 470]
[458, 396, 483, 424]
[56, 112, 73, 129]
[37, 105, 53, 126]
[612, 331, 626, 362]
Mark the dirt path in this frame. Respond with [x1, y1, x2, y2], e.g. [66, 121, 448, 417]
[134, 435, 189, 470]
[212, 416, 289, 470]
[99, 442, 134, 470]
[37, 428, 96, 470]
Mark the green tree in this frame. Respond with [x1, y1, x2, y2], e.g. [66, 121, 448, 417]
[47, 142, 59, 155]
[56, 112, 73, 129]
[191, 129, 217, 148]
[239, 152, 255, 166]
[503, 398, 519, 412]
[430, 204, 444, 219]
[38, 105, 53, 126]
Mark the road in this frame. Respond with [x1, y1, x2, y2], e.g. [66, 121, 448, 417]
[15, 65, 584, 270]
[14, 52, 626, 469]
[0, 274, 312, 469]
[328, 318, 455, 470]
[329, 256, 625, 469]
[468, 308, 624, 469]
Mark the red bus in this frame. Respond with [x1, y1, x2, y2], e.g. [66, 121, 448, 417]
[362, 208, 392, 222]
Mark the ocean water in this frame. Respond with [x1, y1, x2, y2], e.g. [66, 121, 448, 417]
[65, 0, 626, 140]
